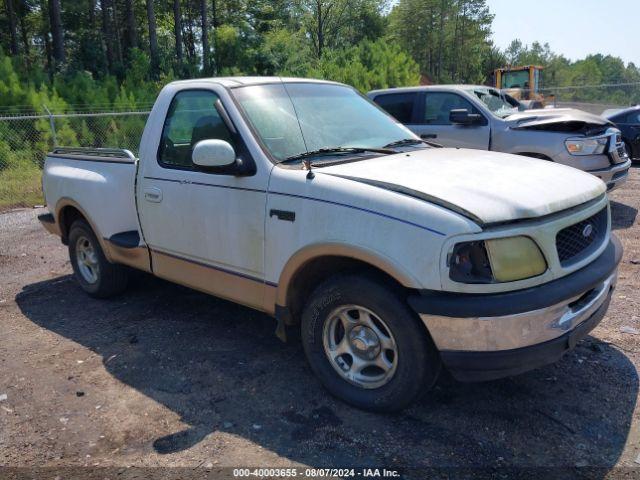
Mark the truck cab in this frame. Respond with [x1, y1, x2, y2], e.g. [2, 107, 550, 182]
[493, 65, 547, 108]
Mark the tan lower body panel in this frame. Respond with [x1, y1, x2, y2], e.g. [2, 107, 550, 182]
[104, 243, 152, 273]
[152, 250, 276, 315]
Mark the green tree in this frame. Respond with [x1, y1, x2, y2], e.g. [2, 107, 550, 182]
[258, 28, 312, 76]
[389, 0, 493, 83]
[311, 38, 420, 91]
[298, 0, 387, 58]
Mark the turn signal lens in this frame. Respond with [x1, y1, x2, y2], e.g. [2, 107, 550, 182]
[566, 142, 583, 154]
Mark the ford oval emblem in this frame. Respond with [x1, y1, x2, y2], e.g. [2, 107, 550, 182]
[582, 224, 594, 238]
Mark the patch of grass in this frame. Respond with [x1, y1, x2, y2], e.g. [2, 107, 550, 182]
[0, 164, 43, 211]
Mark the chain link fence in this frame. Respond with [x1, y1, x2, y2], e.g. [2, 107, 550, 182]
[539, 83, 640, 114]
[1, 83, 638, 211]
[0, 109, 149, 210]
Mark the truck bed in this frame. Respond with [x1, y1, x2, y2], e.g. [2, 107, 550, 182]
[43, 147, 141, 242]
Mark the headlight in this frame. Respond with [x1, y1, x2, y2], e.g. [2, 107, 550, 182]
[485, 236, 547, 282]
[449, 236, 547, 283]
[449, 241, 493, 283]
[565, 137, 607, 156]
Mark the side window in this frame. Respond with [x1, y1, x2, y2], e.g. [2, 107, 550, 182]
[158, 90, 235, 169]
[612, 112, 639, 124]
[373, 93, 417, 123]
[422, 92, 480, 125]
[625, 112, 640, 124]
[612, 113, 628, 123]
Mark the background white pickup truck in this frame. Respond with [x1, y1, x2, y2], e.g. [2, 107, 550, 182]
[39, 77, 622, 411]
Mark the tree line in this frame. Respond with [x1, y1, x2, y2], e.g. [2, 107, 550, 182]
[1, 0, 639, 209]
[0, 0, 639, 113]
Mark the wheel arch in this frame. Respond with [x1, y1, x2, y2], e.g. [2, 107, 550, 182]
[514, 152, 553, 161]
[55, 198, 114, 262]
[275, 243, 420, 325]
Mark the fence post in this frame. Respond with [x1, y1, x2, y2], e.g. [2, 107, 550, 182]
[43, 104, 58, 147]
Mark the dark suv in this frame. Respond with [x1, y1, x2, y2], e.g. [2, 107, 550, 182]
[603, 105, 640, 162]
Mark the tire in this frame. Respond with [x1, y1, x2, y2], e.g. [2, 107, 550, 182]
[624, 141, 636, 162]
[68, 219, 129, 298]
[301, 274, 441, 412]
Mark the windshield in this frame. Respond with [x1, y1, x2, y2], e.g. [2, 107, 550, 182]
[502, 70, 530, 89]
[469, 87, 520, 118]
[232, 82, 418, 163]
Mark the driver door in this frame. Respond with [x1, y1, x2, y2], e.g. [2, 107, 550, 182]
[137, 88, 269, 310]
[412, 92, 490, 150]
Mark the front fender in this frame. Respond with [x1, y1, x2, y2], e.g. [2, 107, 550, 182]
[275, 242, 422, 307]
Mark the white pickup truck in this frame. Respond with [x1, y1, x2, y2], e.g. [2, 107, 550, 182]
[39, 77, 622, 412]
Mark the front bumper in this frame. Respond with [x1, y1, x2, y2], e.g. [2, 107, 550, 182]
[409, 236, 622, 382]
[588, 158, 631, 191]
[439, 289, 612, 381]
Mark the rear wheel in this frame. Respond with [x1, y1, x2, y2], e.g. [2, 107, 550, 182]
[301, 274, 441, 412]
[68, 219, 129, 298]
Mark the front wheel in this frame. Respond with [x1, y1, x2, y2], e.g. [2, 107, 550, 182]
[301, 275, 441, 412]
[68, 219, 129, 298]
[624, 141, 636, 162]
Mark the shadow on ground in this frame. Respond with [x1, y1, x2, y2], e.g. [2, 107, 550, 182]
[611, 200, 638, 230]
[16, 274, 638, 475]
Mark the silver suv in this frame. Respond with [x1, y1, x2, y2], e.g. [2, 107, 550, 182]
[369, 85, 631, 191]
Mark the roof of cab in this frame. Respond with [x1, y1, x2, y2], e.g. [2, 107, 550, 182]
[368, 84, 492, 96]
[169, 76, 343, 88]
[602, 104, 640, 119]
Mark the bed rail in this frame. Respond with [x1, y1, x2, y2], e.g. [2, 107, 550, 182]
[48, 147, 137, 164]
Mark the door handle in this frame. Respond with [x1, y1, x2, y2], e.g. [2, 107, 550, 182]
[270, 209, 295, 222]
[144, 187, 163, 203]
[421, 133, 437, 139]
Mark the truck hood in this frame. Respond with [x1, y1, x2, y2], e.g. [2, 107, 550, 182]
[506, 108, 613, 134]
[319, 148, 606, 225]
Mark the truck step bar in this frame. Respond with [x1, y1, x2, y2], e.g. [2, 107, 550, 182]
[48, 147, 136, 164]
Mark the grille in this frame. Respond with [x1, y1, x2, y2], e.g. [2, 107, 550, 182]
[617, 145, 628, 159]
[556, 208, 608, 266]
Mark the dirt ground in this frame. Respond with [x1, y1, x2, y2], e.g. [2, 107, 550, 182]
[1, 168, 639, 479]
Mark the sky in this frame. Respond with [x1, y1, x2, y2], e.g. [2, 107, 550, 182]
[486, 0, 640, 66]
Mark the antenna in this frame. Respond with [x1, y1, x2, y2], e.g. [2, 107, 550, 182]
[303, 159, 315, 179]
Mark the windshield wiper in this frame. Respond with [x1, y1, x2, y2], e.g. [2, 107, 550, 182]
[384, 138, 442, 149]
[383, 138, 423, 148]
[279, 146, 394, 164]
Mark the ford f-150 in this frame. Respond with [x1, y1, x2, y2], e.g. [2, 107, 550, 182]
[39, 77, 622, 411]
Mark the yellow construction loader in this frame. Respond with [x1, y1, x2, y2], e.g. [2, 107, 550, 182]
[493, 65, 553, 109]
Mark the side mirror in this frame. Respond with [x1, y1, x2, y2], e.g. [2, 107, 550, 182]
[449, 109, 483, 126]
[192, 139, 236, 169]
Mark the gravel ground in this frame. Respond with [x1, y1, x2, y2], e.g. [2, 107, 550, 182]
[1, 168, 639, 479]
